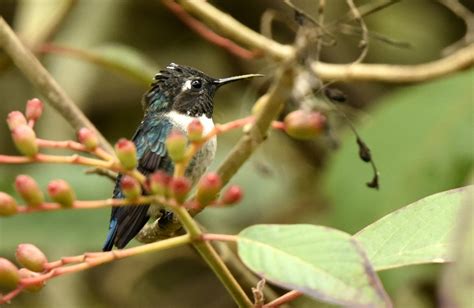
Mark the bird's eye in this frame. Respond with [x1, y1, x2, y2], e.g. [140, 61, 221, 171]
[191, 79, 202, 89]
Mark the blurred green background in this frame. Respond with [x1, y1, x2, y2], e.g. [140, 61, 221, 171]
[0, 0, 473, 307]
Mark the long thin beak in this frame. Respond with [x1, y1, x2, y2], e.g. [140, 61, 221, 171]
[214, 74, 264, 87]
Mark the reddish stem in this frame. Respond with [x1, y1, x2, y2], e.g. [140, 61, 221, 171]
[15, 195, 162, 214]
[36, 138, 114, 161]
[0, 234, 191, 304]
[201, 233, 238, 242]
[263, 290, 303, 307]
[162, 0, 260, 59]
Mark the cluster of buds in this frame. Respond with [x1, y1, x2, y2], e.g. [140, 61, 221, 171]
[148, 171, 243, 207]
[0, 243, 47, 294]
[283, 110, 326, 140]
[0, 175, 78, 215]
[6, 98, 44, 157]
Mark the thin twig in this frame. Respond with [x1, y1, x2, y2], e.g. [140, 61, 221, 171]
[263, 290, 303, 307]
[15, 196, 162, 214]
[173, 206, 253, 307]
[345, 0, 369, 63]
[0, 234, 192, 304]
[177, 0, 474, 82]
[312, 44, 474, 82]
[439, 0, 474, 55]
[315, 0, 326, 62]
[0, 18, 113, 153]
[162, 0, 258, 59]
[177, 0, 294, 61]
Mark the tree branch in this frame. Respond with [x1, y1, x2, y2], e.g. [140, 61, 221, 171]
[0, 18, 113, 153]
[177, 0, 474, 83]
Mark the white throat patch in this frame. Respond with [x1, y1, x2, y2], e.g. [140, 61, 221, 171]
[167, 110, 214, 135]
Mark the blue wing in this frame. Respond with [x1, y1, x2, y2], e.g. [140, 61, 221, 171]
[103, 115, 174, 251]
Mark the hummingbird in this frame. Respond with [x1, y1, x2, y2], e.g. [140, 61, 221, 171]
[103, 63, 262, 251]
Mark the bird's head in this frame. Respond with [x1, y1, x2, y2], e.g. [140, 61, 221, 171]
[143, 63, 262, 117]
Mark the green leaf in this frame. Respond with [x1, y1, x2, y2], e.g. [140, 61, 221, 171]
[322, 69, 474, 234]
[440, 187, 474, 307]
[354, 186, 472, 271]
[40, 44, 157, 86]
[237, 224, 391, 307]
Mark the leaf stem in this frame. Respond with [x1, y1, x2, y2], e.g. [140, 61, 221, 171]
[174, 206, 252, 307]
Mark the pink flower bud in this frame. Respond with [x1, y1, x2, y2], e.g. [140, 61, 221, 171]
[169, 176, 191, 203]
[221, 185, 243, 205]
[15, 244, 48, 273]
[19, 268, 44, 293]
[25, 98, 44, 122]
[149, 171, 170, 196]
[12, 124, 38, 157]
[47, 179, 75, 208]
[284, 110, 326, 140]
[166, 130, 187, 162]
[15, 175, 44, 207]
[196, 172, 222, 206]
[0, 258, 20, 292]
[120, 175, 142, 200]
[0, 192, 17, 216]
[115, 139, 137, 170]
[188, 119, 204, 142]
[6, 111, 27, 131]
[77, 127, 99, 151]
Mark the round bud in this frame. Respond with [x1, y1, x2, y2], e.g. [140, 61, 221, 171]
[188, 119, 204, 142]
[25, 98, 44, 122]
[47, 180, 75, 208]
[18, 268, 44, 293]
[6, 111, 27, 131]
[284, 110, 326, 140]
[196, 172, 222, 207]
[166, 130, 187, 163]
[0, 192, 17, 216]
[15, 244, 48, 273]
[12, 124, 38, 157]
[169, 176, 191, 204]
[15, 175, 44, 207]
[0, 258, 20, 293]
[115, 139, 137, 170]
[221, 185, 243, 205]
[120, 175, 142, 200]
[77, 128, 99, 151]
[149, 171, 170, 196]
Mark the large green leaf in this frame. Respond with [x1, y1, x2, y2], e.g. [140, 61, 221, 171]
[237, 224, 391, 307]
[439, 187, 474, 307]
[322, 69, 474, 234]
[354, 186, 471, 271]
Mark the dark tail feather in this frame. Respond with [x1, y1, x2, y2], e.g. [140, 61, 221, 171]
[103, 218, 118, 251]
[114, 205, 150, 249]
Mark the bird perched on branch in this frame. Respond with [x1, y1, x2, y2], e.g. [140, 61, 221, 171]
[103, 63, 261, 251]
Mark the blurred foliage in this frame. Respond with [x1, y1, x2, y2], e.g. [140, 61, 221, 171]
[0, 0, 472, 307]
